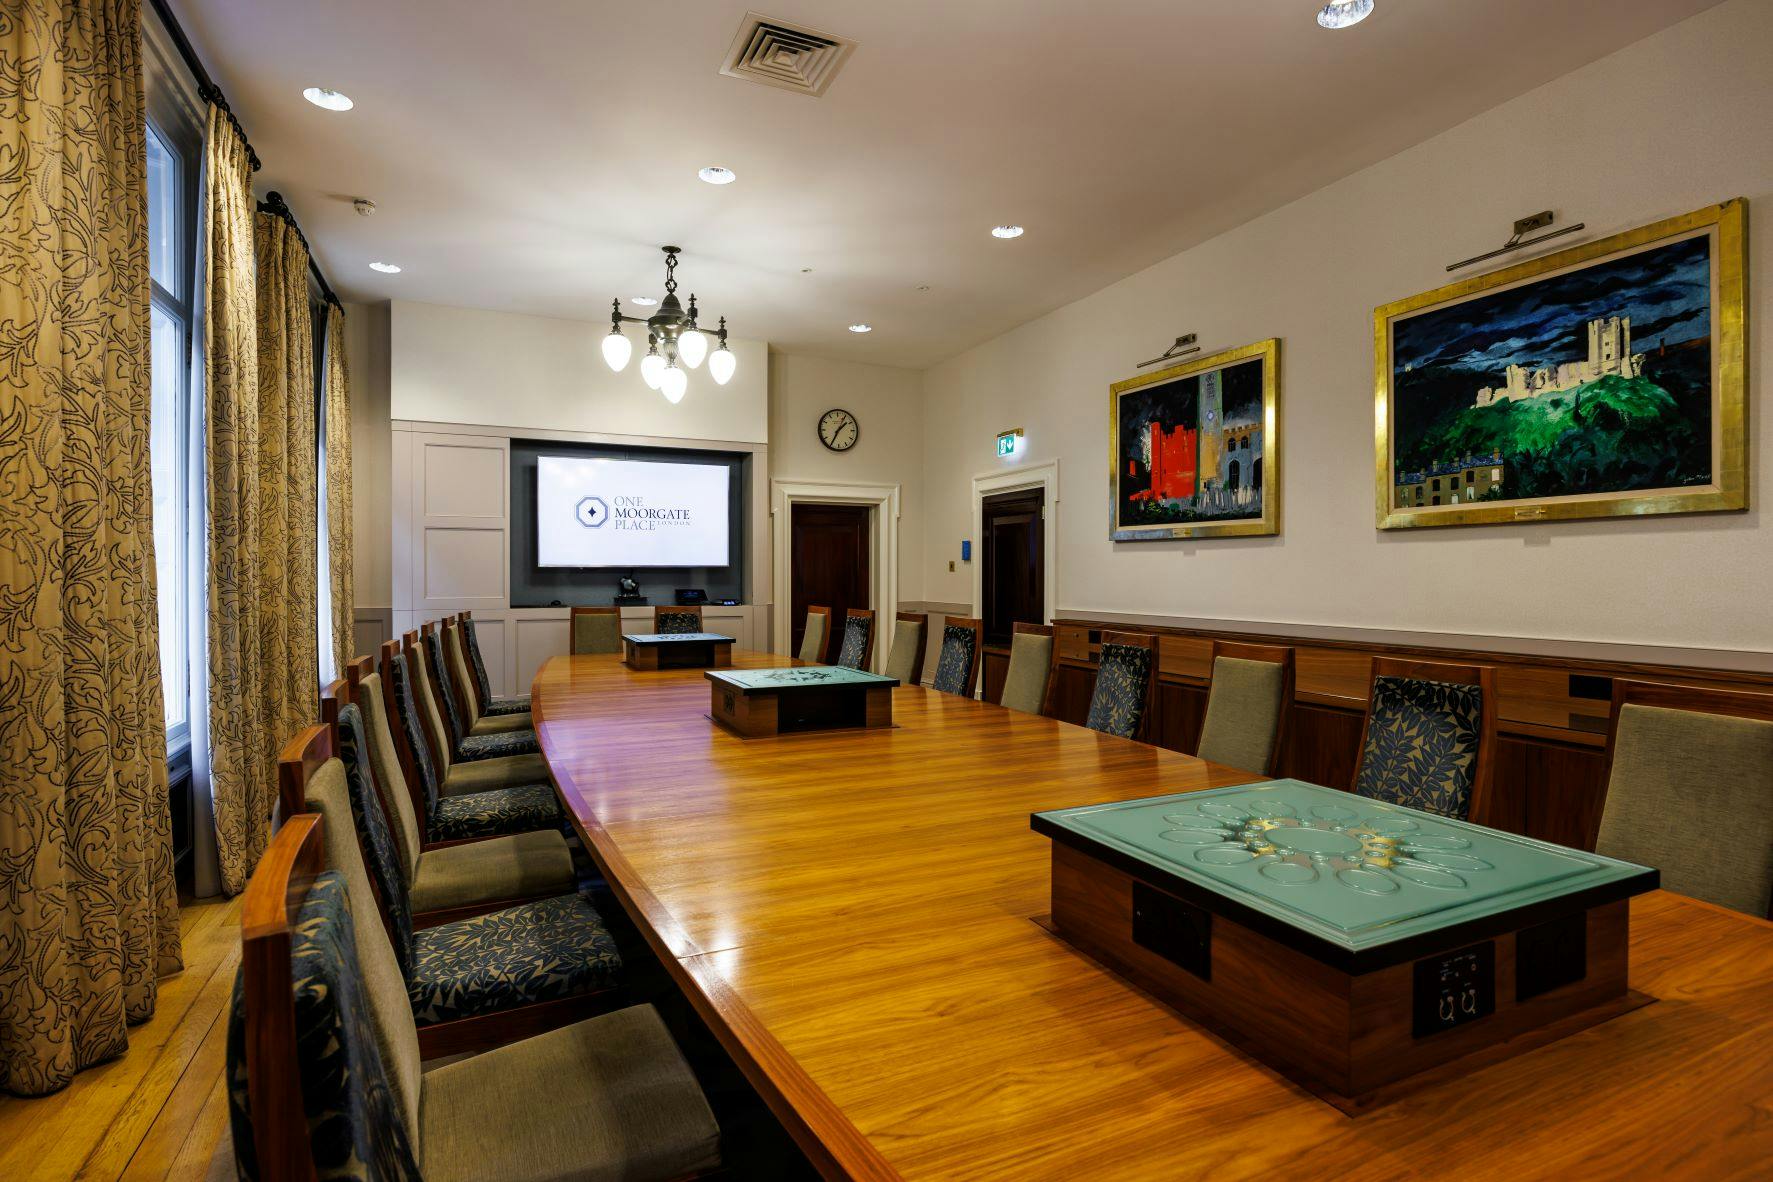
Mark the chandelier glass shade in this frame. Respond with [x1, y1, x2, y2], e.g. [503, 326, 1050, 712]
[601, 246, 733, 399]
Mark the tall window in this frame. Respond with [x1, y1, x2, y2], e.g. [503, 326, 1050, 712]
[145, 20, 203, 759]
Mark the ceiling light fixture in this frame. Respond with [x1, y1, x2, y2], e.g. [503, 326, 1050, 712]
[601, 246, 735, 397]
[848, 324, 872, 333]
[302, 87, 354, 111]
[698, 166, 736, 185]
[369, 261, 401, 273]
[1316, 0, 1374, 29]
[991, 225, 1025, 239]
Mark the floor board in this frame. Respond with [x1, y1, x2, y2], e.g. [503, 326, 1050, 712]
[0, 895, 240, 1182]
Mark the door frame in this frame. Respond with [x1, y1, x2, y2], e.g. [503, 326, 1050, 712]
[772, 479, 899, 670]
[971, 460, 1059, 624]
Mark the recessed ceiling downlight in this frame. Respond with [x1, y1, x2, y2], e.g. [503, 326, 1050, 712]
[991, 225, 1025, 239]
[302, 87, 354, 111]
[1316, 0, 1374, 29]
[369, 261, 401, 274]
[698, 166, 736, 185]
[848, 324, 872, 333]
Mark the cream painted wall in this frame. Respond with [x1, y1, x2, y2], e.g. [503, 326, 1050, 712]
[345, 301, 391, 609]
[768, 351, 926, 601]
[388, 299, 768, 443]
[921, 0, 1773, 657]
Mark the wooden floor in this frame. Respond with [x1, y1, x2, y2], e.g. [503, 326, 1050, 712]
[0, 895, 240, 1182]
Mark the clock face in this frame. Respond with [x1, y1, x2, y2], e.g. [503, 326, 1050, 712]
[819, 408, 859, 452]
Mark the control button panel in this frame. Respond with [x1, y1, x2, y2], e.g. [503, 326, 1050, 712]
[1412, 941, 1495, 1037]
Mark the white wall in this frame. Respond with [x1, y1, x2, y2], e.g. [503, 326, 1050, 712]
[921, 0, 1773, 658]
[768, 351, 926, 602]
[389, 299, 768, 444]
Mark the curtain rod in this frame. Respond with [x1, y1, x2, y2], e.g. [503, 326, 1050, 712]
[258, 192, 342, 309]
[149, 0, 342, 311]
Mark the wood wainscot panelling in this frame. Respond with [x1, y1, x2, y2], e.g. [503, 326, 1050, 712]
[1053, 615, 1773, 850]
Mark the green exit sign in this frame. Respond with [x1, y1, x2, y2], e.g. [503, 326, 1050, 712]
[996, 428, 1023, 457]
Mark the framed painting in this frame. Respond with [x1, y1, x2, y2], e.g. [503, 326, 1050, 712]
[1375, 199, 1746, 529]
[1108, 338, 1280, 541]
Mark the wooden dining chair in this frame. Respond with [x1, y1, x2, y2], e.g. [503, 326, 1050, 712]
[1083, 631, 1159, 741]
[885, 610, 928, 687]
[798, 605, 831, 663]
[999, 622, 1058, 716]
[931, 615, 984, 698]
[1598, 679, 1773, 916]
[1351, 656, 1498, 823]
[654, 604, 704, 634]
[231, 800, 720, 1178]
[1195, 640, 1295, 774]
[570, 604, 623, 654]
[456, 609, 530, 716]
[836, 607, 877, 670]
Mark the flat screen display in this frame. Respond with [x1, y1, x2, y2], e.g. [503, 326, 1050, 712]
[535, 455, 730, 568]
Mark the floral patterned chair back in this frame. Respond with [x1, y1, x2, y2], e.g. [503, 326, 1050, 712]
[656, 609, 702, 635]
[932, 621, 981, 697]
[836, 613, 873, 669]
[1351, 668, 1492, 821]
[1084, 637, 1156, 740]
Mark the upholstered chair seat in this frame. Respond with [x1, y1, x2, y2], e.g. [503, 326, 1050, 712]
[441, 753, 552, 798]
[1352, 675, 1484, 819]
[1598, 701, 1773, 915]
[1196, 656, 1288, 773]
[462, 616, 531, 715]
[418, 1006, 721, 1182]
[1084, 639, 1155, 740]
[227, 856, 718, 1181]
[884, 616, 925, 685]
[407, 892, 622, 1025]
[999, 627, 1054, 715]
[456, 728, 541, 760]
[429, 782, 561, 843]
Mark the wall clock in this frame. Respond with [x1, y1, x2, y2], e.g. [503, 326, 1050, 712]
[819, 408, 859, 452]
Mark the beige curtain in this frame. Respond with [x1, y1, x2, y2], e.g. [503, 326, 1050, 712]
[252, 209, 319, 815]
[0, 0, 182, 1097]
[324, 304, 354, 674]
[201, 106, 271, 896]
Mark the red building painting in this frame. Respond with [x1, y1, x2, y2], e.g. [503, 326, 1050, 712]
[1129, 421, 1197, 502]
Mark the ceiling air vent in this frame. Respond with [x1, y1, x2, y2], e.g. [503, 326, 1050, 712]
[720, 12, 855, 98]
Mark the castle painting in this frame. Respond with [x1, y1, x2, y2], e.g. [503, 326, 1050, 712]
[1377, 200, 1746, 529]
[1109, 338, 1279, 541]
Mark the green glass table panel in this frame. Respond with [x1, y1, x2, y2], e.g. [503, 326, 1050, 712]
[709, 667, 899, 693]
[623, 632, 735, 645]
[1035, 779, 1654, 954]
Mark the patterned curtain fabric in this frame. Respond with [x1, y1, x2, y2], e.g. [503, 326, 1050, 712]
[201, 106, 270, 895]
[0, 0, 183, 1096]
[323, 304, 353, 674]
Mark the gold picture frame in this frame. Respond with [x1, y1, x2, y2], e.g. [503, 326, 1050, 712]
[1375, 199, 1746, 530]
[1108, 338, 1280, 541]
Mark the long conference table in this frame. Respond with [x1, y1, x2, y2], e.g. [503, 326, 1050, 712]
[532, 648, 1773, 1181]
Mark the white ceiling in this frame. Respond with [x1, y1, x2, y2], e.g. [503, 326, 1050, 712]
[178, 0, 1723, 368]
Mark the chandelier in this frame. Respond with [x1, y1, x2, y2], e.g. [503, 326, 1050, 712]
[600, 246, 735, 403]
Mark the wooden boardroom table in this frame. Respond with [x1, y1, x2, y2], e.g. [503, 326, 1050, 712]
[532, 648, 1773, 1181]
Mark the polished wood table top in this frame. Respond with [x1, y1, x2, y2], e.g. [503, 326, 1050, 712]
[532, 650, 1773, 1181]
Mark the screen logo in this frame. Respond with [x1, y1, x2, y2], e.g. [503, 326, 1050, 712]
[575, 496, 609, 528]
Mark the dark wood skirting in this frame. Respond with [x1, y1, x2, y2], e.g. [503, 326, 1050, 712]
[1051, 615, 1773, 851]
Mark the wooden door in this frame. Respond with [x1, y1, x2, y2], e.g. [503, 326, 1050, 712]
[790, 504, 871, 662]
[981, 490, 1044, 647]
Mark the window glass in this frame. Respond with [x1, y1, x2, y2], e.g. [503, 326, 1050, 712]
[149, 301, 187, 732]
[146, 123, 178, 296]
